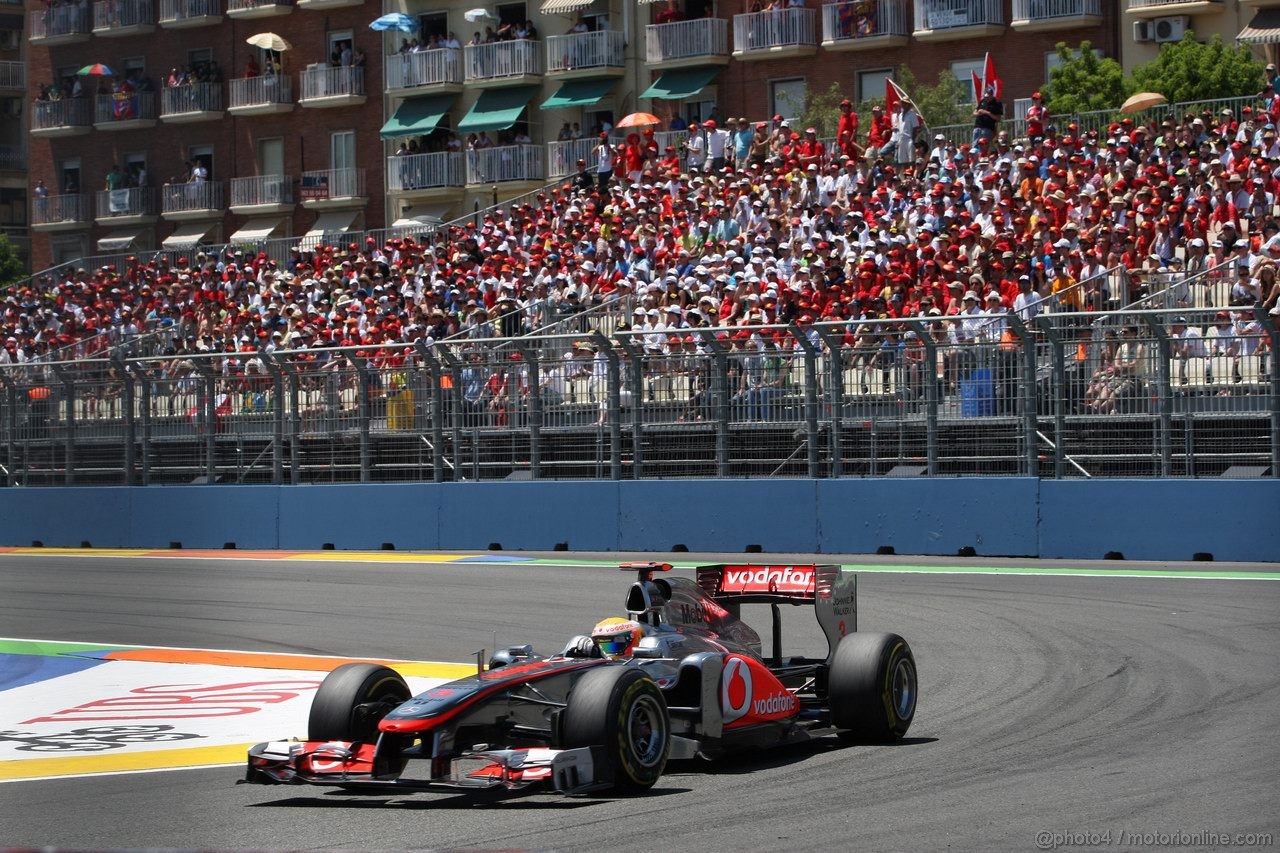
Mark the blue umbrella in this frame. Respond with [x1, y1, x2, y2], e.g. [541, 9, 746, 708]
[369, 13, 418, 32]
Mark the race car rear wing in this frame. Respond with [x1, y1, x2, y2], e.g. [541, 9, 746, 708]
[696, 564, 857, 664]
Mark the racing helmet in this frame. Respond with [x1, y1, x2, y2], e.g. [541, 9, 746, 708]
[591, 617, 649, 660]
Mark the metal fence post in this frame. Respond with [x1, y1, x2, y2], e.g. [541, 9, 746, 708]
[0, 371, 15, 488]
[812, 326, 843, 479]
[697, 329, 730, 478]
[786, 324, 820, 479]
[615, 334, 645, 479]
[1258, 310, 1280, 478]
[416, 341, 447, 483]
[904, 320, 939, 476]
[348, 354, 372, 483]
[190, 361, 217, 482]
[591, 331, 623, 480]
[435, 345, 465, 481]
[1140, 314, 1173, 478]
[262, 355, 286, 485]
[113, 355, 136, 486]
[1034, 317, 1065, 480]
[514, 340, 541, 479]
[50, 364, 75, 486]
[1007, 315, 1039, 477]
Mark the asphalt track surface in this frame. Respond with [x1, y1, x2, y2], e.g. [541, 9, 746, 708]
[2, 552, 1278, 852]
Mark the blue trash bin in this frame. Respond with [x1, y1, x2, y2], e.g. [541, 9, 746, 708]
[960, 368, 995, 417]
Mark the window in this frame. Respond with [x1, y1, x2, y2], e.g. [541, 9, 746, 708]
[857, 68, 891, 104]
[188, 48, 212, 66]
[950, 58, 983, 103]
[123, 56, 146, 74]
[59, 158, 81, 194]
[327, 30, 354, 66]
[123, 152, 147, 186]
[258, 138, 283, 176]
[770, 78, 805, 122]
[1045, 47, 1103, 85]
[684, 98, 715, 125]
[190, 144, 213, 180]
[52, 236, 89, 265]
[331, 130, 356, 171]
[585, 108, 614, 136]
[418, 11, 447, 40]
[497, 2, 525, 27]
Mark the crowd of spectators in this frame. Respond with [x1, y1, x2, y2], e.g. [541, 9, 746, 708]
[7, 85, 1280, 411]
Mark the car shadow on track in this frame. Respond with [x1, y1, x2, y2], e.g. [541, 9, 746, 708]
[247, 787, 693, 811]
[665, 735, 939, 777]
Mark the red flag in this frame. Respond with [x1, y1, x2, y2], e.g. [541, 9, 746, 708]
[982, 52, 1002, 101]
[971, 69, 983, 103]
[885, 78, 907, 113]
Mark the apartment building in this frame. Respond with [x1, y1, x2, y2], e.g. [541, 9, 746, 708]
[1123, 0, 1278, 70]
[24, 0, 1122, 271]
[1, 0, 27, 267]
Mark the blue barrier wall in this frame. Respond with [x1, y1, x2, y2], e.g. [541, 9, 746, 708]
[0, 479, 1275, 562]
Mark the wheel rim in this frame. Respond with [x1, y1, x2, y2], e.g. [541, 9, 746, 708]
[626, 693, 667, 768]
[891, 656, 916, 721]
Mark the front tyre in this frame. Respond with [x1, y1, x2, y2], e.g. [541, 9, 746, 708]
[828, 632, 917, 741]
[308, 663, 411, 743]
[562, 666, 670, 792]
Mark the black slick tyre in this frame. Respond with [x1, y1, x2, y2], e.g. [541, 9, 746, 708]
[308, 662, 411, 743]
[562, 666, 670, 792]
[828, 632, 917, 741]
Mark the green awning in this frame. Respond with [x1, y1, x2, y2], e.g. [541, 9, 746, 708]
[541, 77, 615, 110]
[457, 86, 539, 133]
[641, 66, 721, 101]
[380, 94, 455, 141]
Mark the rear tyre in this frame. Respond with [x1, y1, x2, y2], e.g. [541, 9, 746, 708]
[562, 666, 670, 792]
[828, 632, 916, 741]
[308, 663, 411, 743]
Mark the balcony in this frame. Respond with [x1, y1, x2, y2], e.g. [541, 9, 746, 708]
[300, 167, 366, 209]
[385, 48, 463, 94]
[296, 0, 359, 10]
[1240, 0, 1280, 7]
[161, 181, 224, 220]
[160, 82, 224, 123]
[546, 30, 625, 79]
[386, 152, 465, 202]
[732, 8, 818, 60]
[29, 6, 92, 45]
[463, 40, 543, 87]
[31, 194, 90, 233]
[92, 0, 156, 37]
[547, 138, 595, 179]
[821, 0, 910, 51]
[0, 61, 25, 93]
[645, 18, 730, 70]
[95, 187, 157, 226]
[225, 0, 292, 19]
[1011, 0, 1102, 30]
[1126, 0, 1222, 16]
[94, 92, 158, 130]
[299, 65, 366, 108]
[228, 75, 294, 115]
[465, 144, 543, 186]
[158, 0, 222, 28]
[913, 0, 1005, 40]
[229, 175, 294, 215]
[30, 99, 92, 138]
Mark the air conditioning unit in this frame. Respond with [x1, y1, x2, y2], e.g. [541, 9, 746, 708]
[1153, 15, 1189, 44]
[1132, 20, 1153, 43]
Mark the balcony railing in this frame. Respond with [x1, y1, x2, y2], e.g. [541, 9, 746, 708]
[92, 0, 156, 32]
[0, 61, 26, 90]
[1127, 0, 1220, 8]
[645, 18, 729, 63]
[95, 187, 157, 219]
[0, 145, 25, 170]
[94, 92, 158, 125]
[914, 0, 1004, 31]
[161, 181, 224, 214]
[31, 99, 92, 132]
[226, 0, 293, 13]
[547, 139, 596, 179]
[32, 194, 88, 226]
[466, 144, 543, 184]
[228, 75, 293, 109]
[158, 0, 221, 24]
[463, 40, 543, 82]
[384, 48, 463, 90]
[30, 6, 92, 40]
[821, 0, 909, 43]
[546, 30, 625, 73]
[387, 152, 464, 192]
[299, 65, 365, 102]
[301, 167, 365, 201]
[160, 82, 224, 117]
[230, 175, 293, 208]
[1013, 0, 1102, 21]
[733, 8, 817, 52]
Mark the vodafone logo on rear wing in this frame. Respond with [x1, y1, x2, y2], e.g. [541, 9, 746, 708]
[717, 565, 816, 596]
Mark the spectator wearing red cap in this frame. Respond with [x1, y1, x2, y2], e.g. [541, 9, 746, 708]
[837, 98, 859, 160]
[1026, 92, 1048, 145]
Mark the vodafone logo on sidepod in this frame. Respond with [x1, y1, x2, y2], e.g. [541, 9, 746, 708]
[721, 656, 797, 725]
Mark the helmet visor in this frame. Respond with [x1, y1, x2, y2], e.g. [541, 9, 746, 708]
[596, 635, 632, 656]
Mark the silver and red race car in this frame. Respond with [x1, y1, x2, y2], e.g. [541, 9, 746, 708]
[243, 562, 918, 795]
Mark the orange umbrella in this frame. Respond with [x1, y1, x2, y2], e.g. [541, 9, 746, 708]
[616, 112, 661, 128]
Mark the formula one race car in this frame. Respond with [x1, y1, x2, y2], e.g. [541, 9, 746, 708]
[243, 562, 917, 795]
